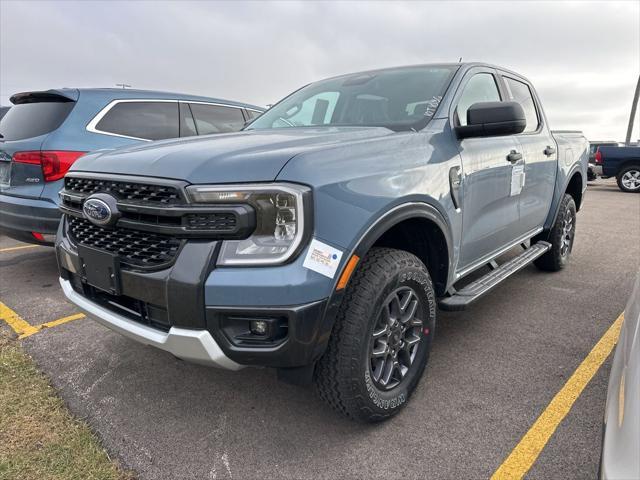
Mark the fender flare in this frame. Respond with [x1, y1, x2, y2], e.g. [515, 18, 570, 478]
[309, 202, 454, 364]
[349, 202, 453, 262]
[546, 164, 584, 230]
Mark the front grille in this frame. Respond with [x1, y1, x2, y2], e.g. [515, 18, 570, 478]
[68, 216, 181, 268]
[64, 177, 182, 205]
[185, 212, 237, 231]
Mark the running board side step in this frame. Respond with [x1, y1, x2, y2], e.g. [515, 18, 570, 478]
[438, 241, 551, 311]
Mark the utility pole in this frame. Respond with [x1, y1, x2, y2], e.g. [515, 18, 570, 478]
[115, 83, 131, 89]
[626, 75, 640, 146]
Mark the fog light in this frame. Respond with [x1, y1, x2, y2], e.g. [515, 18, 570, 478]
[250, 320, 268, 335]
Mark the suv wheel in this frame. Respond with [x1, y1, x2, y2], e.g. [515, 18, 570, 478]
[315, 247, 436, 422]
[616, 166, 640, 193]
[534, 193, 577, 272]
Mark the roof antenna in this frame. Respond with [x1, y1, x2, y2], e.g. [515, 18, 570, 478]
[458, 57, 463, 63]
[116, 83, 131, 89]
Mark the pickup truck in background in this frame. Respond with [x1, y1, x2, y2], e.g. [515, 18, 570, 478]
[55, 63, 588, 422]
[594, 144, 640, 192]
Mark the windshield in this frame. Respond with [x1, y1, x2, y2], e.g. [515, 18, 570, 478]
[248, 65, 458, 132]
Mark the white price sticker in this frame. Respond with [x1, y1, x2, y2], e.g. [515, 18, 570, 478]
[510, 164, 525, 196]
[303, 239, 343, 279]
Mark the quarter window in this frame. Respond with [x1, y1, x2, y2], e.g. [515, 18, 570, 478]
[189, 104, 245, 134]
[503, 77, 539, 132]
[456, 73, 501, 126]
[95, 101, 179, 140]
[179, 102, 197, 137]
[245, 109, 262, 120]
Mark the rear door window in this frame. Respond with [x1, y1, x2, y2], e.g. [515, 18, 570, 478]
[189, 104, 245, 134]
[503, 77, 540, 132]
[95, 101, 179, 140]
[0, 101, 75, 141]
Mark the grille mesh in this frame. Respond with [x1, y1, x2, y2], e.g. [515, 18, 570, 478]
[65, 177, 181, 205]
[185, 212, 237, 231]
[68, 217, 181, 268]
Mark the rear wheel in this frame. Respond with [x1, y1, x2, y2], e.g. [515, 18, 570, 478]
[315, 247, 436, 422]
[616, 166, 640, 193]
[534, 194, 576, 272]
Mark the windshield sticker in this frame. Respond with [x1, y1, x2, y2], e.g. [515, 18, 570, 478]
[425, 95, 443, 116]
[303, 239, 343, 279]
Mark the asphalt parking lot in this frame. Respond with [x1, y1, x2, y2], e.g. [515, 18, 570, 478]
[1, 178, 638, 480]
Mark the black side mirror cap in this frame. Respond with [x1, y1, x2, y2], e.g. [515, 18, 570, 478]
[455, 101, 526, 139]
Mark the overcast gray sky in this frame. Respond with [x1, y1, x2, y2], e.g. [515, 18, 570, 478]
[1, 0, 638, 141]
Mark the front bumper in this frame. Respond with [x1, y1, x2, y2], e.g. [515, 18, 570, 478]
[0, 192, 60, 243]
[60, 277, 244, 369]
[56, 216, 339, 369]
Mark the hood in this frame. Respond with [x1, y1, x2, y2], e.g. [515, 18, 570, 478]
[71, 127, 394, 183]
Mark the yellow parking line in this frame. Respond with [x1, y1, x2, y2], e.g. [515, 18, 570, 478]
[0, 301, 39, 337]
[0, 244, 41, 253]
[20, 313, 86, 339]
[0, 301, 85, 338]
[491, 313, 624, 480]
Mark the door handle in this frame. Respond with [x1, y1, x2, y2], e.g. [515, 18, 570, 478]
[507, 150, 522, 163]
[544, 145, 556, 156]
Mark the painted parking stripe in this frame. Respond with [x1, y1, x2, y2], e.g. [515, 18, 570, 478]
[0, 244, 41, 253]
[20, 313, 86, 339]
[491, 313, 624, 480]
[0, 301, 39, 337]
[0, 301, 85, 338]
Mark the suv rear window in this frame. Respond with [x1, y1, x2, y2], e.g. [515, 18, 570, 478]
[0, 101, 75, 141]
[95, 101, 179, 140]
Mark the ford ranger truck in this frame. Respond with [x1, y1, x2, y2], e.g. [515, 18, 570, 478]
[56, 63, 588, 422]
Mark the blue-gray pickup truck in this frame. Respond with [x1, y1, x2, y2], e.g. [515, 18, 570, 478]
[56, 63, 588, 422]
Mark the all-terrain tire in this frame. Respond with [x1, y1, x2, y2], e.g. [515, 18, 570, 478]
[315, 247, 436, 422]
[534, 194, 577, 272]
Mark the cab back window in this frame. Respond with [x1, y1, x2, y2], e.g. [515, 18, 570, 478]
[0, 101, 75, 141]
[95, 101, 179, 140]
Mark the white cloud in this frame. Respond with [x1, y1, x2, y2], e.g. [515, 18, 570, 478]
[1, 0, 638, 140]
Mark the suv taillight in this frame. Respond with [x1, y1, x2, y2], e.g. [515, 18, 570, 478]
[594, 150, 603, 164]
[13, 151, 86, 182]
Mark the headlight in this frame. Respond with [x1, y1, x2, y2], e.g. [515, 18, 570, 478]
[186, 183, 310, 265]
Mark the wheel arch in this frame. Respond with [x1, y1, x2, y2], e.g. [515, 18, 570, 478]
[350, 203, 453, 296]
[618, 160, 640, 174]
[565, 170, 584, 211]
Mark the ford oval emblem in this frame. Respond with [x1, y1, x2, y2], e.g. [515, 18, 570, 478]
[83, 197, 113, 226]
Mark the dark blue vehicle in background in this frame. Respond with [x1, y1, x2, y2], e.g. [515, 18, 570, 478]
[0, 88, 264, 244]
[594, 144, 640, 192]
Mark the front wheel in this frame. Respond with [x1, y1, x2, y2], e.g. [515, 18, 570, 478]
[315, 248, 436, 422]
[534, 194, 577, 272]
[616, 166, 640, 193]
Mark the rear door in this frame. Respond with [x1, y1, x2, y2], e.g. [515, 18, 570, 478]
[453, 68, 523, 270]
[0, 93, 76, 198]
[499, 74, 556, 232]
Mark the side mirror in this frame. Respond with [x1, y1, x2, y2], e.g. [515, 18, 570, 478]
[455, 101, 526, 139]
